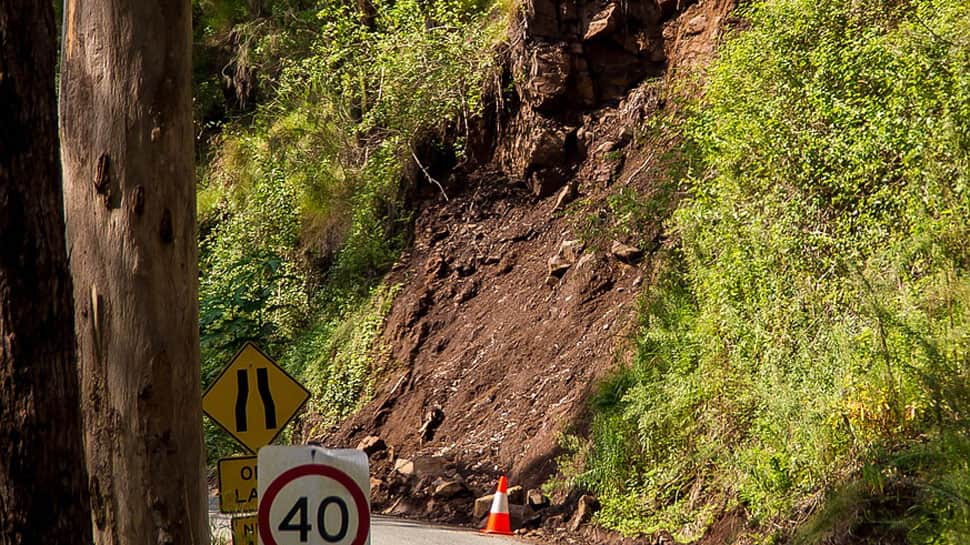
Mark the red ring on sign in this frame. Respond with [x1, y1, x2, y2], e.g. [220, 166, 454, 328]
[258, 464, 370, 545]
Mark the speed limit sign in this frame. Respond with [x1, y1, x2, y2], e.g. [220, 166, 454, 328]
[258, 446, 370, 545]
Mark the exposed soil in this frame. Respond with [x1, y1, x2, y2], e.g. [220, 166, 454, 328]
[306, 0, 738, 542]
[329, 161, 648, 507]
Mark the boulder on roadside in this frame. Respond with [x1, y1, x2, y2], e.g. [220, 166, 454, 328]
[474, 494, 494, 520]
[507, 485, 525, 506]
[474, 483, 527, 519]
[432, 478, 467, 498]
[477, 504, 540, 531]
[569, 494, 600, 531]
[510, 504, 540, 529]
[382, 497, 424, 517]
[527, 488, 550, 509]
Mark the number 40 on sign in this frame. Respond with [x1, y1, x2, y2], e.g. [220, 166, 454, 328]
[258, 446, 371, 545]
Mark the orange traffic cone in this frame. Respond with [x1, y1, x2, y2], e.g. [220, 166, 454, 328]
[482, 475, 514, 535]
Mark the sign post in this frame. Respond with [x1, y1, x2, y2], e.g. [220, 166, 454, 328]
[258, 446, 371, 545]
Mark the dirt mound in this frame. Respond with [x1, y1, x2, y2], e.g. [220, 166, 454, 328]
[311, 0, 735, 537]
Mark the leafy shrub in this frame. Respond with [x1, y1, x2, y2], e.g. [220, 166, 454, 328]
[196, 0, 506, 461]
[283, 283, 400, 436]
[580, 0, 970, 541]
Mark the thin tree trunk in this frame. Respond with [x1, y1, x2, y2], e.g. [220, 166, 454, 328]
[59, 1, 208, 544]
[0, 2, 93, 544]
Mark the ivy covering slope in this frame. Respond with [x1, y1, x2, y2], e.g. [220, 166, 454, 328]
[577, 0, 970, 542]
[193, 0, 505, 461]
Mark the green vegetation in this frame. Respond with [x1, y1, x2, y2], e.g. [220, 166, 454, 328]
[194, 0, 506, 461]
[574, 0, 970, 542]
[194, 0, 970, 541]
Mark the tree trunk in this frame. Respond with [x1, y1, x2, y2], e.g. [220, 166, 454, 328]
[59, 1, 208, 544]
[0, 2, 93, 545]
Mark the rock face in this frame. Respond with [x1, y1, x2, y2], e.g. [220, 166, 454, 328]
[496, 0, 676, 196]
[516, 0, 667, 109]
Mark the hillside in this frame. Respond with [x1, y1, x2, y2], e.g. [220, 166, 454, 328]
[318, 0, 732, 521]
[195, 0, 970, 543]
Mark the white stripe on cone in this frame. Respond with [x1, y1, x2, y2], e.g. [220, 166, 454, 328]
[490, 491, 509, 514]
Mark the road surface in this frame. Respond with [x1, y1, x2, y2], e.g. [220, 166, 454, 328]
[370, 516, 522, 545]
[210, 499, 522, 544]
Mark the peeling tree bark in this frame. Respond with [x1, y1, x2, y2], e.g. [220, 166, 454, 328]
[0, 2, 93, 544]
[59, 1, 208, 543]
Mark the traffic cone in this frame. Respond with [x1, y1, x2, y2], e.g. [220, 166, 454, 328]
[481, 475, 514, 535]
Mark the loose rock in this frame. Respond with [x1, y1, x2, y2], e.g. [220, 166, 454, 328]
[355, 435, 386, 456]
[610, 240, 642, 262]
[510, 503, 539, 528]
[686, 14, 708, 35]
[432, 479, 467, 498]
[507, 485, 525, 505]
[551, 183, 577, 213]
[474, 494, 494, 519]
[548, 254, 572, 279]
[394, 458, 415, 476]
[570, 494, 600, 531]
[527, 488, 550, 509]
[418, 407, 445, 441]
[548, 239, 584, 278]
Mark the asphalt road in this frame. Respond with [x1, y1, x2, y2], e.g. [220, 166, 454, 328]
[210, 500, 522, 545]
[370, 516, 522, 545]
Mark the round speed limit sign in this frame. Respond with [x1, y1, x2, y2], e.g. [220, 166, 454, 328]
[258, 446, 371, 545]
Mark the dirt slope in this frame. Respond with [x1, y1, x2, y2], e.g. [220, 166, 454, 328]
[313, 0, 735, 533]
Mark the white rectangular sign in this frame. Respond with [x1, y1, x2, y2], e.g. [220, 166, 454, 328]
[257, 446, 370, 545]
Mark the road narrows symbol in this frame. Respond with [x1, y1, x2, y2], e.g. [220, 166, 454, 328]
[233, 367, 280, 433]
[257, 367, 278, 428]
[235, 369, 249, 432]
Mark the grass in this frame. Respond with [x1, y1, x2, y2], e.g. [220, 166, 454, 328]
[574, 0, 970, 542]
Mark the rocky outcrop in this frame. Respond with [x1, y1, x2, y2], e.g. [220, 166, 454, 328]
[497, 0, 687, 196]
[516, 0, 670, 110]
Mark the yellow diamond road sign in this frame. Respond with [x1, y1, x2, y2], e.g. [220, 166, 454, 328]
[203, 342, 310, 454]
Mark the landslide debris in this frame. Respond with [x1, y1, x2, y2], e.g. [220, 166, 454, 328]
[308, 0, 734, 537]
